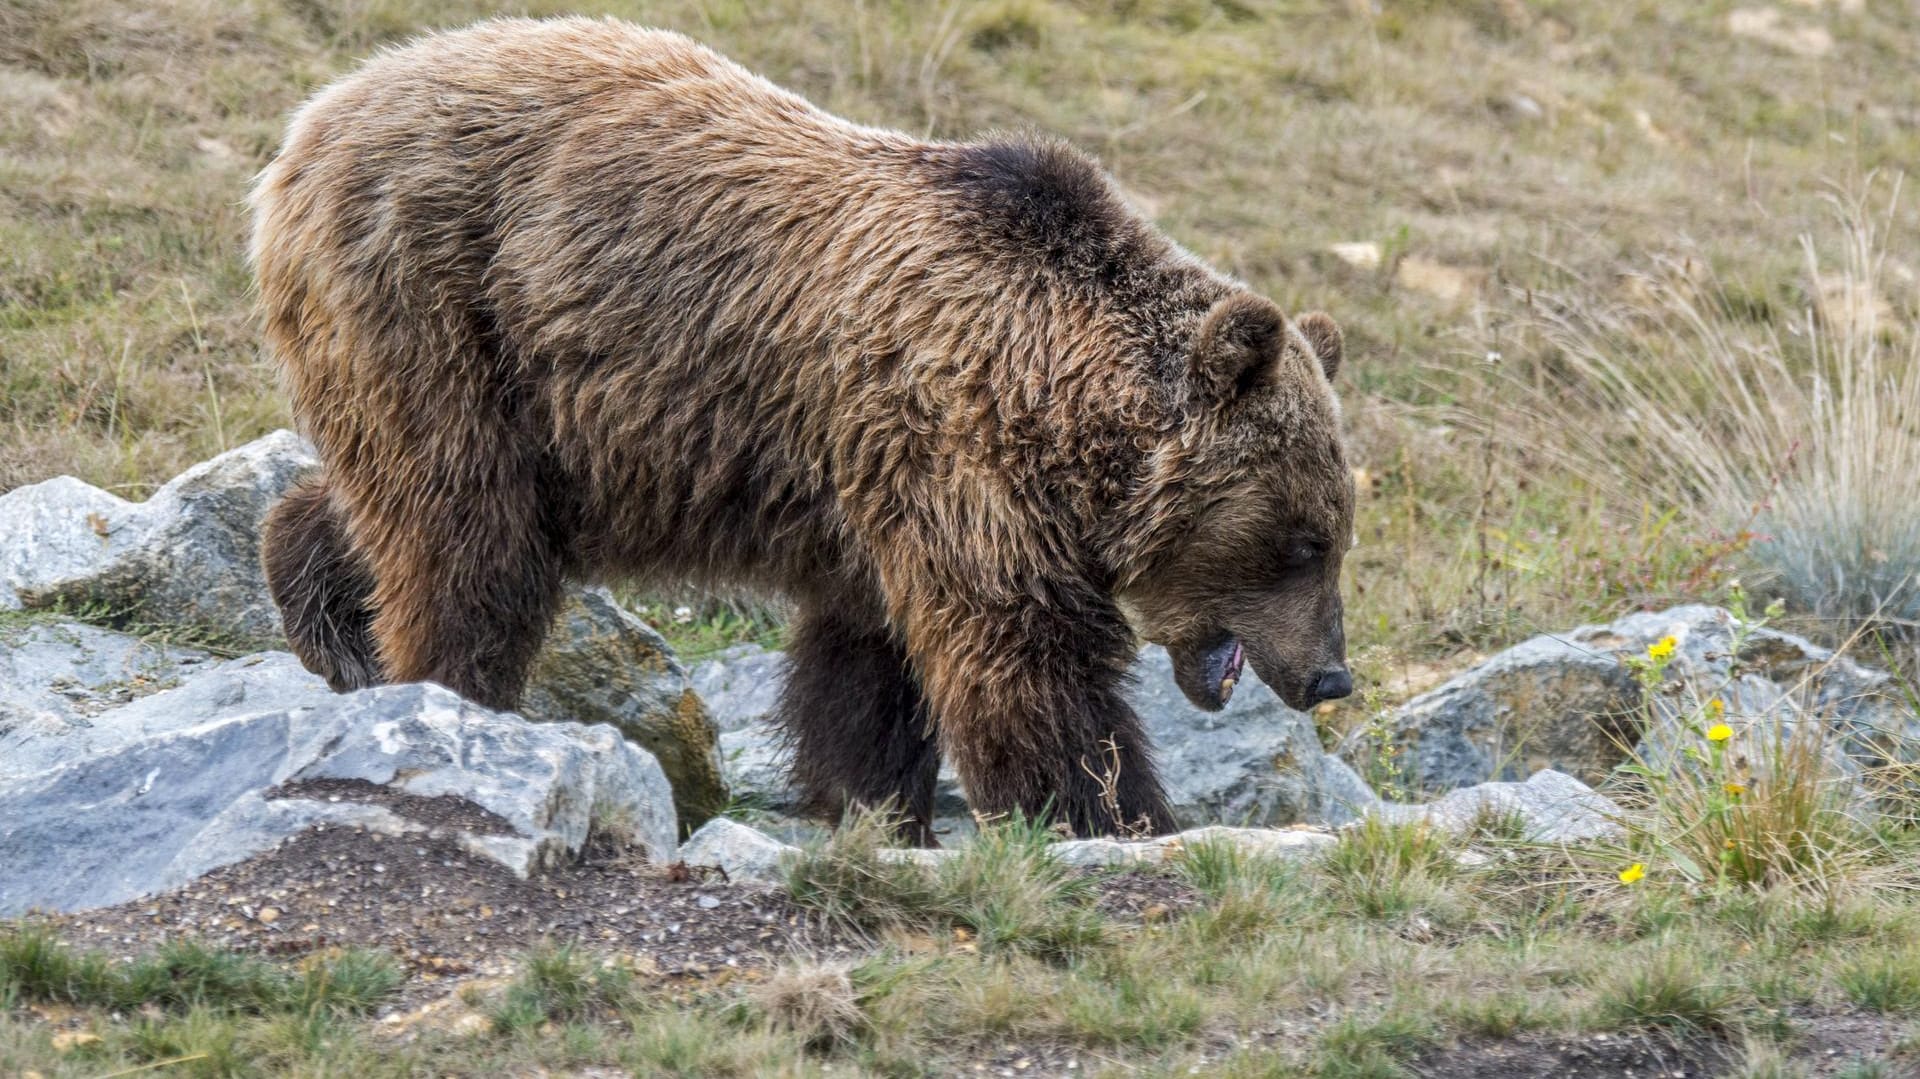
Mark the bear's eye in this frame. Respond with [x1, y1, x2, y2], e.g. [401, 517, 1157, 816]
[1277, 541, 1322, 571]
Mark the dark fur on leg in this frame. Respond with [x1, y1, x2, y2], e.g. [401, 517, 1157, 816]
[780, 603, 941, 846]
[260, 475, 383, 693]
[908, 587, 1180, 839]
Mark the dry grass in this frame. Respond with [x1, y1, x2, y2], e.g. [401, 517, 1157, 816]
[1492, 179, 1920, 647]
[5, 0, 1920, 669]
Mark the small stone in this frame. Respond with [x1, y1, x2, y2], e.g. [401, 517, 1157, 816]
[257, 906, 280, 924]
[1395, 257, 1485, 304]
[51, 1031, 101, 1052]
[1727, 8, 1833, 57]
[696, 895, 721, 910]
[1327, 241, 1382, 270]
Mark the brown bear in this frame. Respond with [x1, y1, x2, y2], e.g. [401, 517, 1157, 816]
[253, 16, 1355, 842]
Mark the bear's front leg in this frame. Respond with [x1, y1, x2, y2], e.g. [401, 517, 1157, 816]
[907, 596, 1178, 838]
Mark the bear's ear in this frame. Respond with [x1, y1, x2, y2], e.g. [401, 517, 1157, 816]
[1191, 294, 1285, 401]
[1293, 311, 1343, 382]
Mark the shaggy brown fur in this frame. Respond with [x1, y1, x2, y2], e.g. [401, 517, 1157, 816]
[253, 17, 1355, 840]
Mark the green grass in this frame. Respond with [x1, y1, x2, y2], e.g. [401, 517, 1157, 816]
[0, 927, 401, 1018]
[13, 816, 1920, 1075]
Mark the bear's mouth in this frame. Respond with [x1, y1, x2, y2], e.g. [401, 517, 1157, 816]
[1204, 636, 1245, 704]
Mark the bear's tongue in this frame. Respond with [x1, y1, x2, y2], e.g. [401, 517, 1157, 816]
[1206, 638, 1246, 704]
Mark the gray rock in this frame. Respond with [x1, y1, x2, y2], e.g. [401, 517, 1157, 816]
[1, 439, 728, 829]
[524, 588, 728, 829]
[1343, 604, 1916, 796]
[0, 477, 130, 611]
[1049, 825, 1338, 868]
[1342, 632, 1638, 795]
[680, 816, 797, 883]
[700, 641, 1357, 829]
[1, 643, 319, 783]
[0, 620, 213, 743]
[0, 653, 678, 915]
[289, 684, 677, 874]
[1370, 769, 1624, 844]
[689, 644, 788, 733]
[1129, 645, 1357, 828]
[683, 815, 1343, 881]
[718, 721, 797, 812]
[0, 432, 317, 648]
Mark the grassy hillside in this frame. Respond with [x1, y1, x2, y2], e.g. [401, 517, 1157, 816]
[5, 4, 1920, 1075]
[6, 0, 1918, 690]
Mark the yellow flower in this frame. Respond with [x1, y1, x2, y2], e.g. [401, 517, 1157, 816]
[1707, 723, 1734, 742]
[1618, 863, 1646, 884]
[1707, 698, 1726, 720]
[1647, 636, 1677, 661]
[1724, 782, 1746, 796]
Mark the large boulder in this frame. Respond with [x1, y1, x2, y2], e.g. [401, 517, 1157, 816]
[0, 636, 678, 916]
[689, 643, 787, 733]
[1344, 605, 1917, 796]
[523, 588, 729, 831]
[697, 642, 1372, 829]
[0, 432, 317, 648]
[1129, 645, 1375, 828]
[0, 434, 729, 823]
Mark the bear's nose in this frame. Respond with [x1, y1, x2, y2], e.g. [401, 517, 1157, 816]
[1312, 668, 1353, 702]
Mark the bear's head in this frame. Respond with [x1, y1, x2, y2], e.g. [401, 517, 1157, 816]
[1114, 297, 1354, 714]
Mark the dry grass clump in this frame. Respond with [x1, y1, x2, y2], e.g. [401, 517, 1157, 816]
[1495, 178, 1920, 649]
[746, 960, 866, 1049]
[786, 811, 1106, 960]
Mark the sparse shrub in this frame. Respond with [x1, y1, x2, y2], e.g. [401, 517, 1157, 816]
[1313, 1009, 1438, 1079]
[0, 926, 399, 1018]
[1438, 990, 1553, 1038]
[747, 961, 866, 1049]
[1503, 177, 1920, 645]
[784, 810, 942, 929]
[1611, 586, 1889, 896]
[1320, 817, 1459, 922]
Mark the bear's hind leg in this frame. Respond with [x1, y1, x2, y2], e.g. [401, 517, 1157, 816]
[779, 604, 941, 845]
[346, 448, 571, 712]
[261, 474, 382, 692]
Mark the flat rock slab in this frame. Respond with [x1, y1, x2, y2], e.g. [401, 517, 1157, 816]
[1372, 768, 1624, 844]
[0, 620, 215, 742]
[679, 817, 1338, 884]
[0, 656, 678, 916]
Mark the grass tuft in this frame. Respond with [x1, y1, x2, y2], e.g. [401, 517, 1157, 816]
[1837, 947, 1920, 1016]
[489, 942, 638, 1034]
[1595, 948, 1741, 1034]
[786, 810, 1105, 960]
